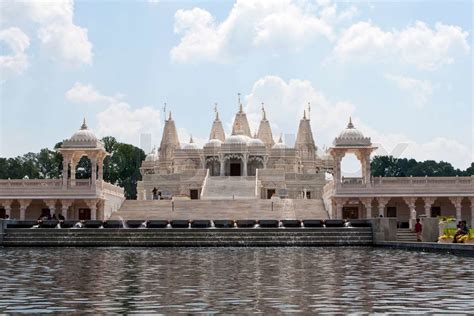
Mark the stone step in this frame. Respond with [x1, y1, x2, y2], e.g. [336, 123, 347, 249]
[2, 227, 373, 246]
[112, 199, 329, 220]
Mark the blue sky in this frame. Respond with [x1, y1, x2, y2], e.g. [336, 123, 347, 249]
[0, 0, 472, 170]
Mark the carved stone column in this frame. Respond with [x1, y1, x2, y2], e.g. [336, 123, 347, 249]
[44, 199, 57, 216]
[449, 197, 463, 220]
[243, 154, 248, 177]
[0, 199, 13, 217]
[361, 197, 373, 219]
[376, 197, 390, 217]
[62, 159, 69, 188]
[91, 156, 97, 183]
[19, 199, 32, 220]
[219, 155, 225, 176]
[70, 159, 77, 187]
[60, 200, 73, 220]
[423, 197, 436, 217]
[97, 159, 104, 181]
[334, 198, 345, 219]
[85, 200, 98, 220]
[403, 197, 417, 219]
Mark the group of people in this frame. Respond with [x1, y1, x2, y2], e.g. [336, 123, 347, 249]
[453, 220, 470, 243]
[416, 218, 471, 243]
[37, 213, 65, 221]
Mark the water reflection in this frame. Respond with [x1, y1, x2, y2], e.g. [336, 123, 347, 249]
[0, 247, 473, 313]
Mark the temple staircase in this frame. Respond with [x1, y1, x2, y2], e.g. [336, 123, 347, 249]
[201, 176, 257, 200]
[110, 199, 329, 220]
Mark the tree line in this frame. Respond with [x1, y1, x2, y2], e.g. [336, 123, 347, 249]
[0, 136, 145, 199]
[370, 156, 474, 177]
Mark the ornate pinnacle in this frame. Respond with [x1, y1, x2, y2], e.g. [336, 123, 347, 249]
[347, 116, 354, 128]
[81, 118, 88, 130]
[190, 135, 194, 143]
[238, 93, 243, 112]
[214, 102, 219, 120]
[168, 111, 172, 120]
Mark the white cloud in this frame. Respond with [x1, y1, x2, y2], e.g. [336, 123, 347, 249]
[66, 82, 116, 104]
[244, 75, 471, 169]
[385, 74, 433, 107]
[171, 0, 356, 63]
[334, 21, 470, 70]
[1, 0, 92, 65]
[0, 27, 30, 77]
[65, 82, 162, 146]
[243, 75, 354, 146]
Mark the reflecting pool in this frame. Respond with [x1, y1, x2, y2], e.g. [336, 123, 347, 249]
[0, 247, 473, 314]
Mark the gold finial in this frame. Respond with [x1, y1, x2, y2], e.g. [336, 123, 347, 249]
[81, 118, 87, 130]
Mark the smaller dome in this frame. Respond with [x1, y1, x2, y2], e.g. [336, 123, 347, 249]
[204, 139, 222, 148]
[224, 134, 251, 145]
[333, 117, 371, 147]
[145, 147, 159, 162]
[248, 137, 265, 147]
[272, 136, 288, 149]
[70, 119, 97, 142]
[182, 135, 200, 150]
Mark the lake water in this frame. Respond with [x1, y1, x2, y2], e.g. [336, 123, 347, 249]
[0, 247, 473, 314]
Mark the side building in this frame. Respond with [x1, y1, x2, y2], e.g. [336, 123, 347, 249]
[0, 120, 125, 221]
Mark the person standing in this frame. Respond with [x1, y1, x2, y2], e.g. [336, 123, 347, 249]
[414, 218, 422, 242]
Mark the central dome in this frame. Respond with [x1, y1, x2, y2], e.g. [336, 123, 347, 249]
[224, 134, 252, 145]
[204, 139, 222, 148]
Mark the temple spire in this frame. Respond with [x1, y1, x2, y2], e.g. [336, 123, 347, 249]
[257, 103, 274, 151]
[296, 108, 317, 160]
[209, 106, 225, 141]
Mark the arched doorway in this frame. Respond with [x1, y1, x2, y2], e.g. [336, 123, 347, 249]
[224, 154, 244, 176]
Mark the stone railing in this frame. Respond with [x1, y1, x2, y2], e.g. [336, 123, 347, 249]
[335, 176, 474, 196]
[0, 178, 124, 198]
[257, 169, 285, 181]
[101, 181, 125, 197]
[200, 169, 210, 199]
[143, 169, 207, 183]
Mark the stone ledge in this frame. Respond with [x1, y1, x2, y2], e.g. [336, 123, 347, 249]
[375, 241, 474, 256]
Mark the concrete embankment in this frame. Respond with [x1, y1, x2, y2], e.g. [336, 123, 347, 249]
[376, 241, 474, 255]
[1, 227, 373, 247]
